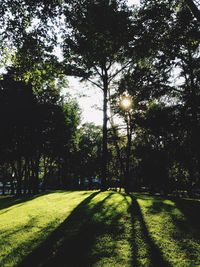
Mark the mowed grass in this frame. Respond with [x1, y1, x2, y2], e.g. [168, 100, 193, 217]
[0, 191, 200, 267]
[0, 191, 97, 267]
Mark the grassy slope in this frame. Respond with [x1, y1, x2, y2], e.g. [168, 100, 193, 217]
[133, 194, 200, 267]
[0, 191, 200, 267]
[0, 191, 95, 267]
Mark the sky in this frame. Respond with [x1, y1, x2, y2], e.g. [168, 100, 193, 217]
[65, 0, 140, 126]
[127, 0, 140, 6]
[66, 77, 103, 125]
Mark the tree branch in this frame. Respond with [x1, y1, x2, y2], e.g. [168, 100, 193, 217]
[85, 77, 103, 90]
[108, 60, 133, 83]
[185, 0, 200, 22]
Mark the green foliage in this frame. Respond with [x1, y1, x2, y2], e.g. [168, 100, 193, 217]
[115, 0, 200, 192]
[0, 0, 199, 193]
[62, 0, 134, 189]
[76, 123, 102, 187]
[63, 0, 132, 76]
[0, 75, 81, 193]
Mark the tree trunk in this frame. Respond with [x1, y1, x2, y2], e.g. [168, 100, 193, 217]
[2, 180, 5, 195]
[32, 159, 39, 195]
[125, 113, 132, 193]
[188, 48, 199, 188]
[23, 158, 29, 194]
[16, 159, 23, 196]
[101, 71, 108, 190]
[108, 89, 126, 189]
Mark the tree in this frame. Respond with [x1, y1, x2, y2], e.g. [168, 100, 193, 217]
[116, 0, 200, 194]
[0, 0, 63, 90]
[0, 0, 62, 48]
[0, 73, 81, 195]
[0, 1, 85, 194]
[76, 123, 102, 189]
[62, 0, 133, 189]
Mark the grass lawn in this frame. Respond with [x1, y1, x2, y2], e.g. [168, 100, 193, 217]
[0, 191, 200, 267]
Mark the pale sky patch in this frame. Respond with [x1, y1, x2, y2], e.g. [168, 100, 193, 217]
[127, 0, 140, 6]
[66, 77, 103, 125]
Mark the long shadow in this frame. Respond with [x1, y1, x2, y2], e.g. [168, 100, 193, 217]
[170, 197, 200, 229]
[168, 197, 200, 262]
[137, 195, 200, 265]
[145, 194, 200, 230]
[147, 196, 200, 241]
[129, 195, 171, 267]
[17, 191, 106, 267]
[17, 191, 128, 267]
[1, 216, 71, 267]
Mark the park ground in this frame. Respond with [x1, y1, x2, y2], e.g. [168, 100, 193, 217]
[0, 191, 200, 267]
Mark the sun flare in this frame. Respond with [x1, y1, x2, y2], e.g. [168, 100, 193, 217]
[120, 96, 133, 110]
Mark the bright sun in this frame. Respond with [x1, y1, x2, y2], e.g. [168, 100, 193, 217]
[120, 96, 133, 110]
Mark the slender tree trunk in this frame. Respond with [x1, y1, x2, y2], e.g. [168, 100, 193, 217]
[10, 163, 16, 195]
[23, 157, 29, 194]
[42, 156, 47, 191]
[32, 158, 39, 194]
[2, 180, 5, 195]
[10, 179, 15, 195]
[28, 161, 33, 195]
[101, 71, 108, 190]
[110, 123, 125, 186]
[188, 48, 199, 188]
[16, 159, 23, 196]
[108, 89, 126, 189]
[125, 113, 132, 193]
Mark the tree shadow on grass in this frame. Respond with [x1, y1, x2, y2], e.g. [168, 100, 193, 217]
[17, 191, 114, 267]
[129, 195, 171, 267]
[170, 197, 200, 229]
[146, 196, 200, 242]
[17, 191, 131, 267]
[136, 195, 200, 266]
[170, 198, 200, 265]
[1, 214, 80, 267]
[141, 194, 200, 230]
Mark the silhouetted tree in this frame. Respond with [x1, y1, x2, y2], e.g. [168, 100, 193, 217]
[116, 0, 200, 194]
[0, 74, 81, 195]
[75, 123, 102, 189]
[62, 0, 133, 189]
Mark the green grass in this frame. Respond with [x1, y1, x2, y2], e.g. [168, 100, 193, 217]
[0, 191, 200, 267]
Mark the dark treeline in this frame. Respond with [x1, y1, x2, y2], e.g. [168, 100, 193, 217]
[0, 74, 81, 195]
[117, 0, 200, 195]
[0, 0, 199, 196]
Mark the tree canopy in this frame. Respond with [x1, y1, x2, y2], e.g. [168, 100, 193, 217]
[0, 0, 199, 196]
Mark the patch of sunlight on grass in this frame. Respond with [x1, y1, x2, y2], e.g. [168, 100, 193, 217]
[0, 190, 95, 267]
[135, 194, 200, 267]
